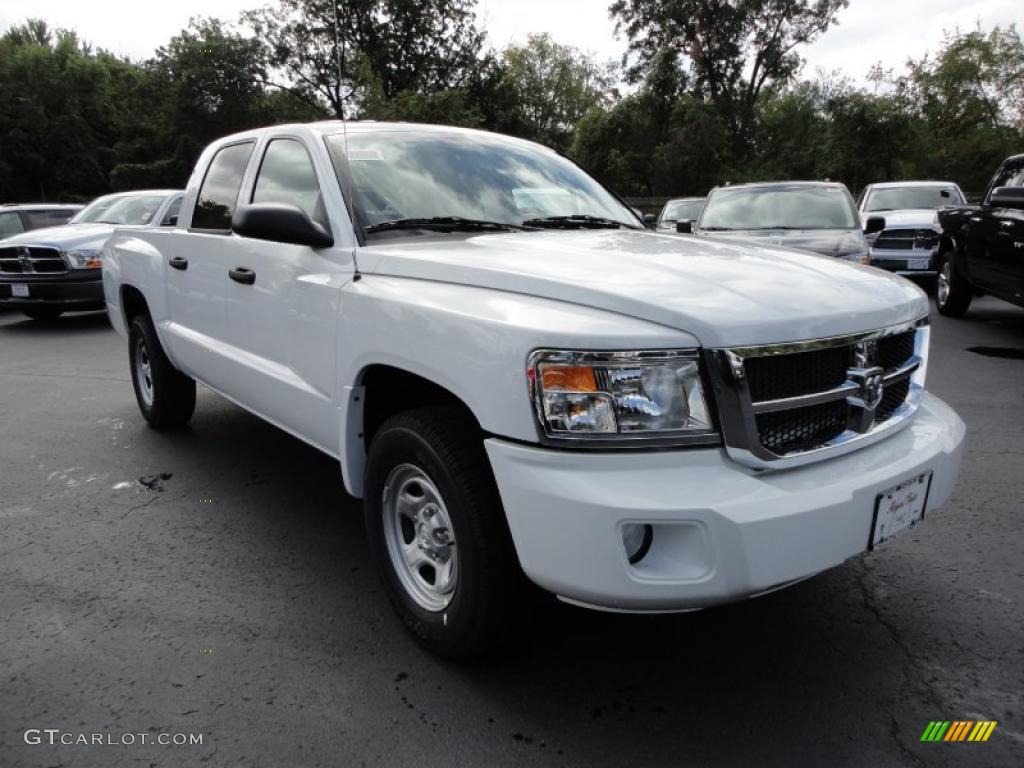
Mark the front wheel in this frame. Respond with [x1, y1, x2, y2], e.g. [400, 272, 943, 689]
[128, 314, 196, 428]
[363, 407, 530, 658]
[935, 249, 972, 317]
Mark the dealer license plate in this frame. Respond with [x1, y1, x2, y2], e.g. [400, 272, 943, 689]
[870, 472, 932, 549]
[907, 257, 931, 270]
[11, 283, 29, 297]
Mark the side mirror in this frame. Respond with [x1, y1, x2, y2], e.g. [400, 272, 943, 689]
[232, 203, 333, 248]
[643, 213, 656, 226]
[864, 216, 886, 235]
[168, 215, 178, 226]
[675, 220, 693, 234]
[990, 186, 1024, 209]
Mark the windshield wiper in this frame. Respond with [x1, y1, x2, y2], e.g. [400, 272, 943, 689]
[521, 214, 630, 229]
[364, 216, 528, 234]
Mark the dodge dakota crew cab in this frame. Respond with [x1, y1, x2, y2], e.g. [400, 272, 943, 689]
[103, 122, 965, 657]
[934, 154, 1024, 316]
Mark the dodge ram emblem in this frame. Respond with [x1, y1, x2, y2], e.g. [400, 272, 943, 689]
[859, 369, 885, 410]
[847, 364, 885, 415]
[17, 247, 32, 272]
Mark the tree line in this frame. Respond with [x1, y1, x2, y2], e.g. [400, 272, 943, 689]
[0, 0, 1021, 205]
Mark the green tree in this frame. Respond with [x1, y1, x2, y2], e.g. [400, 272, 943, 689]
[245, 0, 486, 118]
[497, 33, 613, 152]
[610, 0, 848, 162]
[907, 24, 1024, 194]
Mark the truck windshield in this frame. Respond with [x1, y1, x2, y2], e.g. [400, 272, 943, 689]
[325, 131, 640, 235]
[864, 186, 964, 212]
[700, 186, 858, 230]
[71, 194, 167, 226]
[661, 199, 704, 223]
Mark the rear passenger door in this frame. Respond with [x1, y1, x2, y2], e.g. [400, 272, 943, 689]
[164, 140, 255, 389]
[221, 134, 356, 454]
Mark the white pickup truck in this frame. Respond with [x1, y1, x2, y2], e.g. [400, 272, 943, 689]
[104, 122, 965, 657]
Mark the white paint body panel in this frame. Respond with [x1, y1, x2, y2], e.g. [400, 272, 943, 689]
[102, 121, 965, 611]
[486, 394, 965, 610]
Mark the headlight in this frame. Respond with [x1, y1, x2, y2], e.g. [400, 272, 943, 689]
[527, 350, 717, 446]
[66, 249, 103, 269]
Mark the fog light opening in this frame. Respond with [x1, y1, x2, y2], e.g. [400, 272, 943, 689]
[622, 523, 653, 565]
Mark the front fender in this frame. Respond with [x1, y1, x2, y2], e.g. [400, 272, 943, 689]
[335, 275, 700, 496]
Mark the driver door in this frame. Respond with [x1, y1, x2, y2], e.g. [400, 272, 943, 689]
[221, 135, 356, 454]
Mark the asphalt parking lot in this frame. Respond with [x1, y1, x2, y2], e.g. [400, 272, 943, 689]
[1, 296, 1021, 768]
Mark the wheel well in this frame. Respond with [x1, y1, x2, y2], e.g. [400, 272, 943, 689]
[120, 285, 149, 323]
[359, 365, 480, 450]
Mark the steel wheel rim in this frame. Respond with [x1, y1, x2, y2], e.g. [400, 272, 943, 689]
[134, 336, 154, 407]
[382, 463, 458, 612]
[937, 260, 951, 306]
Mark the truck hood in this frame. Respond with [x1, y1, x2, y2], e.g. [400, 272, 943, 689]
[695, 228, 866, 258]
[0, 223, 115, 250]
[356, 230, 927, 347]
[860, 209, 939, 229]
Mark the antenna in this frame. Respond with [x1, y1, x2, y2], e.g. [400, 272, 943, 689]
[331, 0, 345, 121]
[331, 0, 360, 277]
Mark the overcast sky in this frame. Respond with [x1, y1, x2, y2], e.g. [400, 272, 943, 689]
[1, 0, 1020, 84]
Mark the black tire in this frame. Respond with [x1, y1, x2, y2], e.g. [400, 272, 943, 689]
[935, 248, 972, 317]
[21, 307, 64, 320]
[364, 406, 531, 658]
[128, 314, 196, 428]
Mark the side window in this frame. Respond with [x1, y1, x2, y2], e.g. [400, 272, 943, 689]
[252, 138, 328, 229]
[0, 211, 25, 237]
[161, 197, 183, 227]
[192, 142, 255, 231]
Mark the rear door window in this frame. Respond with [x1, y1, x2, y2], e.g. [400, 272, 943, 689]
[192, 142, 255, 231]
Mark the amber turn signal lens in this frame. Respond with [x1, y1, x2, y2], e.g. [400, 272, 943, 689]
[540, 365, 598, 392]
[85, 259, 103, 269]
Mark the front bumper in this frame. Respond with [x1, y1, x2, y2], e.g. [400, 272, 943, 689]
[0, 271, 105, 310]
[869, 247, 937, 276]
[486, 393, 964, 611]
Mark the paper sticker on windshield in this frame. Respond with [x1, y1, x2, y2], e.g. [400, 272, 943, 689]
[348, 148, 384, 161]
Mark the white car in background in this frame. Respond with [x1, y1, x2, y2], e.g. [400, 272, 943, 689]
[857, 181, 967, 277]
[0, 190, 182, 320]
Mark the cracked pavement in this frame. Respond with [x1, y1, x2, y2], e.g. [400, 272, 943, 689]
[0, 296, 1021, 767]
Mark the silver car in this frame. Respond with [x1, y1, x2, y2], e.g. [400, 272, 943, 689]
[680, 181, 870, 263]
[655, 197, 705, 232]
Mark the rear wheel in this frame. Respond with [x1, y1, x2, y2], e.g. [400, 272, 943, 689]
[128, 314, 196, 428]
[364, 407, 530, 658]
[935, 249, 972, 317]
[21, 307, 64, 321]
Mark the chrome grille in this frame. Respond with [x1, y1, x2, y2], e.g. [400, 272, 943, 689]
[873, 229, 939, 251]
[0, 245, 67, 274]
[707, 320, 929, 469]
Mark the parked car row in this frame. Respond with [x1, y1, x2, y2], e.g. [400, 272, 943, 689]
[0, 190, 182, 320]
[651, 158, 1024, 319]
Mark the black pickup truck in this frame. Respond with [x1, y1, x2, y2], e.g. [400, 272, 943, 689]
[935, 154, 1024, 316]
